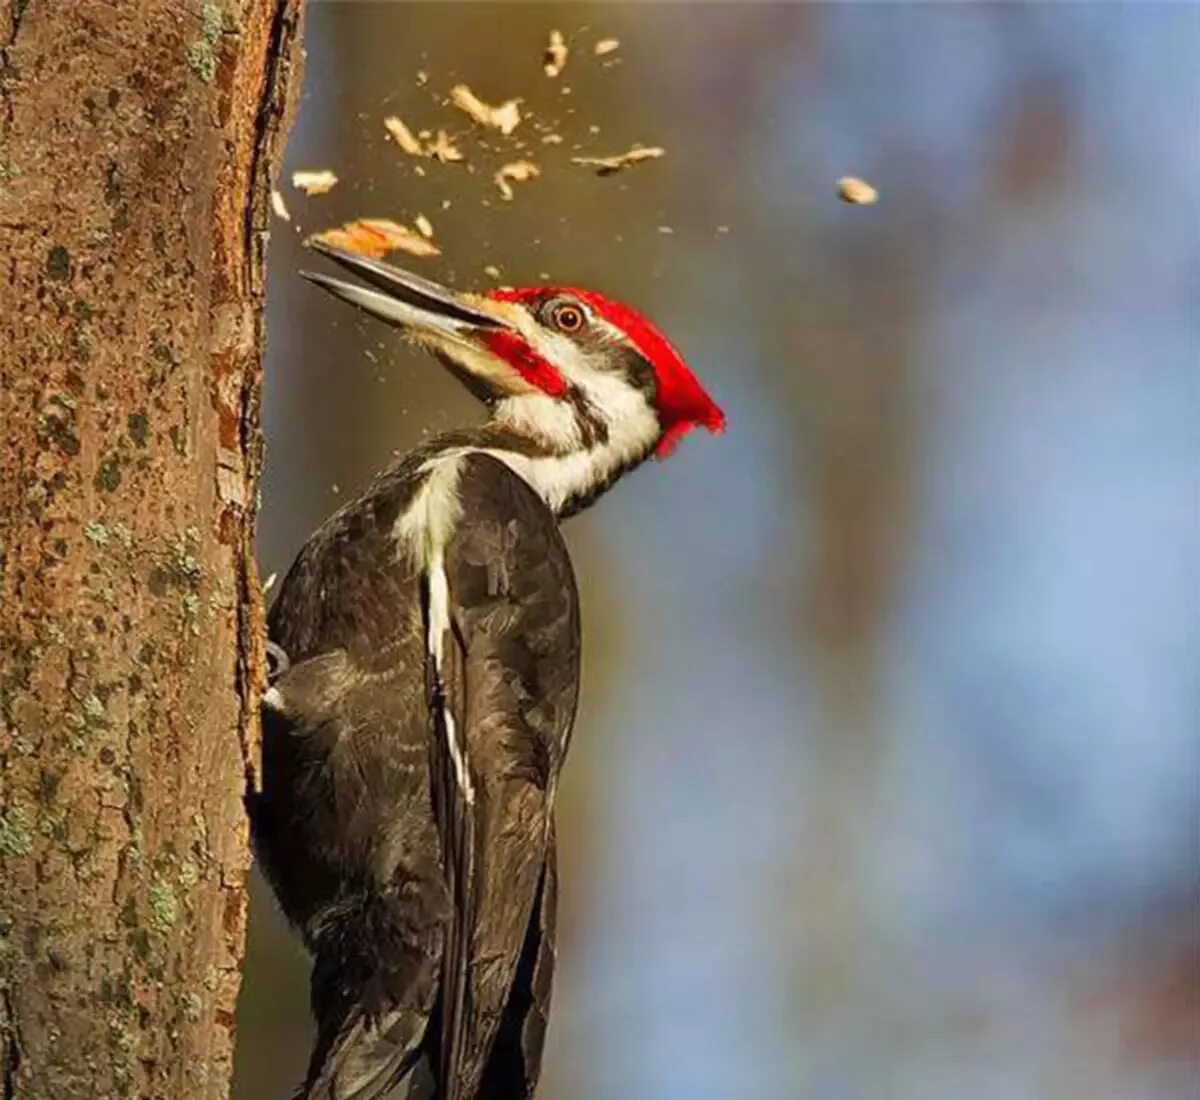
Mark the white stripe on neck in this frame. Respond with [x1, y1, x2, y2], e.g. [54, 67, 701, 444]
[491, 375, 659, 514]
[392, 454, 475, 805]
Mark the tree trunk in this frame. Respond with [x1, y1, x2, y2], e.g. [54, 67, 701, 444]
[0, 2, 303, 1097]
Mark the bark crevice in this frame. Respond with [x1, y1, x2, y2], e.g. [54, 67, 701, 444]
[1, 987, 22, 1100]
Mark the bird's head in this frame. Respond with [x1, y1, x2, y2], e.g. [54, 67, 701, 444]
[304, 243, 724, 512]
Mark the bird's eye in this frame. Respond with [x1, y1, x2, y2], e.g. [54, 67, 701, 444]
[547, 301, 586, 334]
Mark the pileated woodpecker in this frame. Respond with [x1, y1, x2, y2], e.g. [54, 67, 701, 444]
[254, 242, 724, 1100]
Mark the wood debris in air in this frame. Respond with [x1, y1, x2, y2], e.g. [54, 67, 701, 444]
[571, 144, 664, 176]
[494, 160, 540, 201]
[311, 219, 441, 260]
[270, 189, 291, 222]
[427, 130, 464, 163]
[291, 169, 339, 196]
[386, 117, 465, 165]
[304, 36, 672, 248]
[450, 84, 522, 135]
[543, 30, 569, 78]
[384, 116, 424, 157]
[837, 176, 878, 205]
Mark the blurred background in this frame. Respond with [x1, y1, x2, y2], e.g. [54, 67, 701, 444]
[235, 4, 1200, 1098]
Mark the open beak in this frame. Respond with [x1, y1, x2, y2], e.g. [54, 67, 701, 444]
[301, 240, 505, 341]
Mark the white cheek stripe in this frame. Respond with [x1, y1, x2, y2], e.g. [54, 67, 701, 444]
[492, 379, 660, 513]
[395, 455, 476, 806]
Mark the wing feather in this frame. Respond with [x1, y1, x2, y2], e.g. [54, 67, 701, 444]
[424, 453, 579, 1100]
[426, 570, 476, 1100]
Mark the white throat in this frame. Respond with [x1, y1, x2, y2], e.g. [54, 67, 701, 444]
[490, 376, 660, 515]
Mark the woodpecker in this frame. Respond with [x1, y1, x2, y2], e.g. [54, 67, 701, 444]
[254, 242, 724, 1100]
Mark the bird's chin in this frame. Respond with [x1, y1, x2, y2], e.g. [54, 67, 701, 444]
[417, 334, 540, 403]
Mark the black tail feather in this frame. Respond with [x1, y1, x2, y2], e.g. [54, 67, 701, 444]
[298, 896, 442, 1100]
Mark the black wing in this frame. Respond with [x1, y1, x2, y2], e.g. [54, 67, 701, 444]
[256, 457, 450, 1100]
[429, 454, 579, 1100]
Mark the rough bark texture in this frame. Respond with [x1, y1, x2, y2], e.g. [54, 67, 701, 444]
[0, 1, 303, 1097]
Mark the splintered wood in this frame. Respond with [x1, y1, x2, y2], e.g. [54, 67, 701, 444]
[494, 161, 540, 201]
[295, 28, 670, 259]
[427, 130, 464, 163]
[571, 144, 665, 176]
[450, 84, 523, 135]
[384, 116, 424, 157]
[543, 30, 568, 78]
[837, 176, 878, 205]
[291, 169, 339, 195]
[386, 116, 465, 164]
[312, 219, 441, 260]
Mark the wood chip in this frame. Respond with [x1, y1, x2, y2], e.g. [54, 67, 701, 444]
[543, 30, 568, 78]
[291, 169, 339, 195]
[415, 214, 434, 239]
[450, 84, 522, 135]
[594, 38, 620, 57]
[570, 144, 664, 176]
[837, 176, 878, 205]
[427, 130, 464, 163]
[483, 264, 501, 279]
[270, 189, 291, 222]
[384, 116, 424, 157]
[494, 160, 540, 201]
[541, 133, 564, 145]
[311, 219, 440, 260]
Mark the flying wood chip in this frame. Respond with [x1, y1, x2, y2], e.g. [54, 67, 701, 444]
[291, 169, 339, 195]
[837, 176, 878, 205]
[312, 219, 440, 260]
[543, 30, 568, 78]
[270, 189, 291, 222]
[594, 38, 620, 57]
[450, 84, 522, 135]
[494, 160, 540, 201]
[427, 130, 464, 163]
[570, 145, 664, 177]
[384, 116, 424, 157]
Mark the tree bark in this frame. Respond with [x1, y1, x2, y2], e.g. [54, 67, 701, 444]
[0, 2, 303, 1097]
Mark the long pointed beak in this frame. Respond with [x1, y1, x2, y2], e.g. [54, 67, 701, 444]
[301, 241, 504, 337]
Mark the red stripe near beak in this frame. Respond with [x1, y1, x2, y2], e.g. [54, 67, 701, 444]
[480, 330, 570, 398]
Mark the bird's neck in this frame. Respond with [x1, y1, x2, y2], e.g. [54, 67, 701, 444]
[425, 390, 660, 518]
